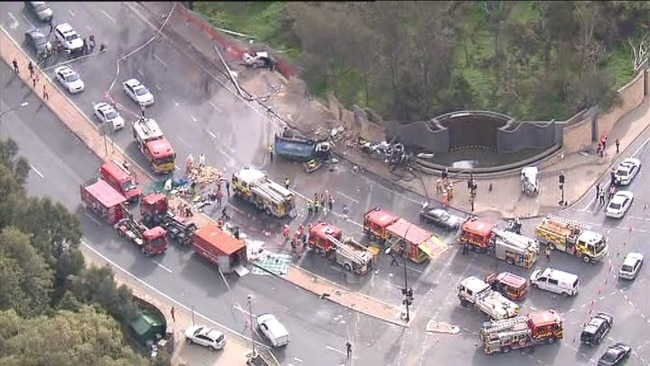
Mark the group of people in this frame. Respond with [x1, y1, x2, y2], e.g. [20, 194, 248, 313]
[306, 192, 335, 216]
[282, 223, 311, 253]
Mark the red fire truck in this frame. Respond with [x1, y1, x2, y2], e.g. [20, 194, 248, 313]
[100, 160, 142, 203]
[363, 207, 399, 243]
[479, 309, 564, 354]
[308, 223, 375, 274]
[80, 180, 128, 225]
[140, 193, 197, 246]
[193, 223, 247, 274]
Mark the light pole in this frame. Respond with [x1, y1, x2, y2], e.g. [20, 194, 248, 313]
[385, 224, 414, 323]
[246, 294, 256, 358]
[558, 172, 566, 206]
[0, 101, 29, 133]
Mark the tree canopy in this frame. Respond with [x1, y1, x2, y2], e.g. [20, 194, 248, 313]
[199, 1, 650, 121]
[0, 137, 152, 365]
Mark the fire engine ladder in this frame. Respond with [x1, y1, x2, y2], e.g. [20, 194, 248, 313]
[326, 235, 369, 264]
[481, 316, 529, 334]
[493, 228, 530, 247]
[545, 215, 585, 230]
[252, 182, 286, 205]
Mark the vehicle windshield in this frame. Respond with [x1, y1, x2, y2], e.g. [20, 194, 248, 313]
[591, 239, 607, 254]
[621, 264, 634, 272]
[65, 34, 79, 42]
[135, 87, 149, 96]
[438, 211, 450, 220]
[617, 170, 629, 177]
[64, 73, 79, 82]
[33, 34, 47, 45]
[609, 202, 622, 210]
[154, 155, 175, 164]
[105, 110, 119, 120]
[601, 350, 618, 362]
[151, 236, 166, 247]
[122, 180, 137, 191]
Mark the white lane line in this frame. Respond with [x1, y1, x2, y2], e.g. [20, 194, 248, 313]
[80, 241, 273, 351]
[100, 9, 116, 24]
[177, 136, 191, 148]
[68, 10, 75, 17]
[84, 213, 102, 226]
[336, 190, 359, 203]
[152, 260, 172, 273]
[190, 115, 197, 122]
[30, 165, 44, 178]
[208, 102, 222, 112]
[206, 130, 217, 139]
[7, 12, 19, 30]
[222, 144, 235, 153]
[153, 53, 167, 68]
[20, 13, 36, 30]
[173, 100, 179, 107]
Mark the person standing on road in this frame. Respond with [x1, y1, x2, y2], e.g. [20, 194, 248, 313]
[328, 195, 334, 211]
[462, 242, 469, 255]
[545, 246, 551, 261]
[170, 307, 176, 322]
[345, 341, 352, 358]
[595, 183, 600, 200]
[27, 61, 34, 78]
[198, 153, 206, 168]
[599, 187, 606, 205]
[284, 177, 290, 190]
[615, 139, 620, 154]
[12, 58, 19, 74]
[140, 103, 146, 118]
[390, 252, 399, 266]
[268, 144, 274, 162]
[225, 180, 230, 196]
[42, 84, 49, 101]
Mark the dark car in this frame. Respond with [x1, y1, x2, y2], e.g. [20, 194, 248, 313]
[598, 343, 632, 366]
[24, 2, 53, 22]
[419, 203, 461, 231]
[24, 29, 52, 58]
[581, 312, 613, 346]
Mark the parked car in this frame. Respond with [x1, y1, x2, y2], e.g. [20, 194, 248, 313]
[615, 158, 641, 186]
[93, 102, 125, 130]
[606, 191, 634, 219]
[580, 312, 613, 346]
[24, 2, 53, 22]
[256, 313, 289, 348]
[24, 29, 51, 58]
[530, 267, 579, 297]
[54, 23, 84, 54]
[598, 343, 632, 366]
[420, 203, 461, 230]
[54, 65, 85, 94]
[123, 78, 154, 106]
[184, 325, 226, 351]
[619, 252, 644, 280]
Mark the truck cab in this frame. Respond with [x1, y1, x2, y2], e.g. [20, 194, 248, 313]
[132, 118, 176, 174]
[485, 272, 530, 301]
[363, 207, 399, 244]
[459, 218, 495, 251]
[141, 226, 170, 255]
[101, 160, 142, 202]
[308, 223, 343, 253]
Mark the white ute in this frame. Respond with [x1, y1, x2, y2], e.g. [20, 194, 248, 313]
[457, 276, 520, 320]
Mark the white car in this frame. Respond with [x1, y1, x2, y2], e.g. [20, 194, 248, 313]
[123, 78, 155, 106]
[615, 158, 641, 185]
[54, 65, 84, 94]
[93, 102, 125, 130]
[256, 313, 289, 348]
[54, 23, 84, 53]
[184, 325, 226, 351]
[606, 191, 634, 219]
[619, 252, 644, 280]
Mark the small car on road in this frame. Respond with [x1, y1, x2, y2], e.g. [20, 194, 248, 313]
[24, 1, 53, 22]
[24, 29, 51, 59]
[256, 313, 289, 348]
[93, 102, 125, 130]
[419, 203, 462, 231]
[123, 78, 155, 106]
[619, 252, 644, 280]
[615, 158, 641, 186]
[54, 23, 84, 54]
[580, 312, 613, 346]
[54, 65, 85, 94]
[606, 191, 634, 219]
[598, 343, 632, 366]
[184, 325, 226, 351]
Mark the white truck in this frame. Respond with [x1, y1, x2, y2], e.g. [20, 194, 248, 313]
[457, 276, 521, 320]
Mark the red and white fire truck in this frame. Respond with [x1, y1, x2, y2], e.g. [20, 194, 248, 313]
[309, 223, 375, 275]
[479, 309, 564, 354]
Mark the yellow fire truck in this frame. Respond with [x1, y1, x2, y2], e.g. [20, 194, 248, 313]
[535, 215, 608, 264]
[231, 167, 296, 218]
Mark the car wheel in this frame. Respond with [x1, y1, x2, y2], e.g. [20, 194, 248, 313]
[531, 283, 539, 289]
[208, 346, 216, 352]
[502, 346, 511, 353]
[186, 338, 193, 345]
[506, 257, 515, 265]
[562, 291, 570, 297]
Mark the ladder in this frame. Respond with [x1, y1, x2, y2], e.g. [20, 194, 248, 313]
[481, 315, 528, 334]
[252, 182, 286, 204]
[326, 235, 371, 264]
[493, 229, 535, 249]
[545, 215, 585, 230]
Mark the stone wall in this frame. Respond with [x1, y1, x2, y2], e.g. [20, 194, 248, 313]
[562, 113, 593, 154]
[595, 70, 646, 138]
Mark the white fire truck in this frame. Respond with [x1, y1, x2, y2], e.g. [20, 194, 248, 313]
[457, 276, 520, 320]
[459, 219, 539, 268]
[535, 215, 608, 263]
[479, 309, 564, 354]
[231, 167, 296, 218]
[308, 223, 375, 275]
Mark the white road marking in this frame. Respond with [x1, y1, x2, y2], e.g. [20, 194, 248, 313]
[68, 10, 75, 17]
[206, 130, 217, 139]
[154, 84, 162, 92]
[173, 100, 179, 107]
[6, 12, 19, 30]
[177, 136, 191, 148]
[153, 53, 167, 68]
[336, 191, 359, 203]
[208, 102, 222, 112]
[30, 165, 44, 178]
[152, 260, 172, 273]
[84, 213, 102, 226]
[190, 115, 197, 122]
[20, 13, 36, 30]
[100, 9, 116, 24]
[80, 241, 273, 351]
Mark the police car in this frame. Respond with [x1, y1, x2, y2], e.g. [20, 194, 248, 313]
[54, 65, 85, 94]
[93, 102, 125, 130]
[54, 23, 84, 53]
[122, 78, 154, 106]
[615, 158, 641, 185]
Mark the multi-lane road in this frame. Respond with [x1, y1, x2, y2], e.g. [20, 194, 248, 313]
[4, 2, 650, 366]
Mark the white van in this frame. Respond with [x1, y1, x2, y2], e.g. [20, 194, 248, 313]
[256, 313, 289, 347]
[530, 268, 579, 297]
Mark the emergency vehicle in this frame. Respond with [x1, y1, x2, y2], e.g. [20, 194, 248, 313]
[308, 223, 375, 275]
[363, 208, 448, 263]
[115, 217, 169, 256]
[535, 215, 608, 263]
[132, 117, 176, 174]
[479, 309, 564, 355]
[485, 272, 530, 301]
[457, 276, 520, 320]
[100, 160, 142, 203]
[231, 167, 295, 218]
[459, 219, 538, 268]
[80, 180, 128, 225]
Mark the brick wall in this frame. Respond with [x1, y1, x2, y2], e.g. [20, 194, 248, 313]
[596, 70, 646, 138]
[562, 114, 593, 154]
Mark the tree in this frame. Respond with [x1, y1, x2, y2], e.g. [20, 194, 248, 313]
[0, 227, 53, 317]
[71, 265, 138, 323]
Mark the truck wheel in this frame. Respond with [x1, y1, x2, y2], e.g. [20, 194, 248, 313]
[344, 264, 352, 272]
[502, 346, 511, 354]
[582, 255, 591, 264]
[506, 257, 515, 265]
[265, 208, 272, 216]
[460, 299, 470, 307]
[547, 243, 556, 251]
[547, 337, 557, 344]
[562, 291, 570, 297]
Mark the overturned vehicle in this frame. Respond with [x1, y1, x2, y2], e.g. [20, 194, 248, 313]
[274, 128, 333, 173]
[521, 166, 540, 195]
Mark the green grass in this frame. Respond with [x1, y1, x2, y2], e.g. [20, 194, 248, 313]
[606, 47, 636, 90]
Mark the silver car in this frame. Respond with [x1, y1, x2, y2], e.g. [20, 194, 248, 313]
[123, 78, 155, 106]
[615, 158, 641, 185]
[184, 325, 226, 351]
[55, 65, 85, 94]
[619, 252, 643, 280]
[605, 191, 634, 219]
[93, 102, 124, 130]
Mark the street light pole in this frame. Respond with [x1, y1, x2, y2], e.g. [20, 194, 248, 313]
[246, 294, 256, 358]
[0, 101, 29, 133]
[385, 224, 414, 323]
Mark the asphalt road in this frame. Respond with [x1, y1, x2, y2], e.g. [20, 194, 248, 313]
[6, 2, 650, 366]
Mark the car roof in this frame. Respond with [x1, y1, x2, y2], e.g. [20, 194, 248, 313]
[611, 192, 633, 202]
[621, 158, 640, 165]
[26, 29, 45, 36]
[56, 23, 75, 33]
[623, 253, 643, 264]
[55, 66, 76, 75]
[96, 103, 115, 112]
[125, 78, 143, 87]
